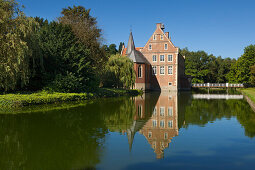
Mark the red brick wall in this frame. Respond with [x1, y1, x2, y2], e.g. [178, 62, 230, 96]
[140, 23, 179, 90]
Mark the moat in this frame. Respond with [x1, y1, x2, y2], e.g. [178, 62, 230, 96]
[0, 91, 255, 170]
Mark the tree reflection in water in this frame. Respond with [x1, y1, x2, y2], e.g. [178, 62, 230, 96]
[0, 91, 254, 169]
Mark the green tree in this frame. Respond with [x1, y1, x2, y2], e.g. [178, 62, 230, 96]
[118, 42, 124, 53]
[227, 45, 255, 84]
[102, 54, 135, 88]
[0, 0, 38, 92]
[36, 21, 98, 92]
[59, 5, 107, 73]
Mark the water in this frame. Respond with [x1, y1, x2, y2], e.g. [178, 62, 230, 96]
[0, 91, 255, 170]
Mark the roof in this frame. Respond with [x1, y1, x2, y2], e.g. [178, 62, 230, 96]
[125, 32, 147, 64]
[122, 47, 143, 56]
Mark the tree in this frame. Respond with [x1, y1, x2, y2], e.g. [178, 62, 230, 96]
[102, 54, 135, 88]
[0, 0, 39, 92]
[227, 45, 255, 83]
[180, 48, 235, 83]
[118, 42, 124, 53]
[59, 5, 107, 73]
[36, 21, 98, 92]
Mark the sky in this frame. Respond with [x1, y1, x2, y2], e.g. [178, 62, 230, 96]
[19, 0, 255, 59]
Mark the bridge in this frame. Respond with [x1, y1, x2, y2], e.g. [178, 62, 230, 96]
[192, 83, 244, 88]
[192, 94, 244, 100]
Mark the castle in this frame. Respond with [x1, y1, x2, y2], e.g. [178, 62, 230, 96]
[121, 23, 190, 91]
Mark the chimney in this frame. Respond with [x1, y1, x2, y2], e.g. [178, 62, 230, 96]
[165, 32, 169, 39]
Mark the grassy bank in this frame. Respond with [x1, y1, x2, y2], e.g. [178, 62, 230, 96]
[0, 88, 142, 109]
[240, 88, 255, 103]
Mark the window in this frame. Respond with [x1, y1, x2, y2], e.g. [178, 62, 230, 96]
[153, 120, 157, 127]
[164, 132, 168, 139]
[160, 107, 165, 116]
[152, 55, 157, 62]
[152, 66, 157, 75]
[153, 35, 156, 40]
[168, 107, 173, 116]
[138, 105, 142, 118]
[138, 65, 142, 78]
[160, 34, 163, 40]
[153, 107, 157, 116]
[164, 44, 168, 50]
[168, 55, 173, 62]
[168, 65, 173, 75]
[160, 120, 165, 128]
[148, 132, 152, 138]
[168, 120, 173, 128]
[149, 44, 152, 50]
[160, 55, 165, 62]
[168, 82, 172, 86]
[160, 66, 165, 75]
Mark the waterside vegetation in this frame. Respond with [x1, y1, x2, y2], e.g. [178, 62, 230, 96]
[0, 88, 142, 110]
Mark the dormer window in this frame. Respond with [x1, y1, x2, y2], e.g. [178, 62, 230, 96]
[149, 44, 152, 50]
[153, 35, 156, 40]
[164, 44, 168, 50]
[160, 34, 163, 40]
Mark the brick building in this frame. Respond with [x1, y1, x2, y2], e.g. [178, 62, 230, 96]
[121, 23, 191, 91]
[125, 92, 179, 159]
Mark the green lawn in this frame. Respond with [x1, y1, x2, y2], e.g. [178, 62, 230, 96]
[240, 88, 255, 103]
[0, 88, 142, 109]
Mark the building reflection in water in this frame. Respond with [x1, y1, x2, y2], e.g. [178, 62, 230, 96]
[125, 92, 178, 159]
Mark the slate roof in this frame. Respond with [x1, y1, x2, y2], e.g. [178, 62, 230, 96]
[126, 32, 147, 64]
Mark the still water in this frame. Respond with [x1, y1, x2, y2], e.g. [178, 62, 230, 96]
[0, 91, 255, 170]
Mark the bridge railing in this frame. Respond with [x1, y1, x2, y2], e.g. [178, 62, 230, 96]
[192, 83, 244, 88]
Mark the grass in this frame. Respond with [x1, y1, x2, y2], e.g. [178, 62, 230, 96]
[0, 88, 143, 109]
[240, 88, 255, 103]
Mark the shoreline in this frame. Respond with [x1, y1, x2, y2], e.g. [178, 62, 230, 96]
[240, 88, 255, 112]
[0, 88, 143, 113]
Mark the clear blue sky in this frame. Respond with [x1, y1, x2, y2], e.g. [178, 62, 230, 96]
[20, 0, 255, 59]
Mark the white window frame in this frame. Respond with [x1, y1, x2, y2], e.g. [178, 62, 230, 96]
[160, 107, 165, 116]
[152, 120, 157, 127]
[138, 65, 142, 78]
[168, 54, 173, 62]
[149, 44, 152, 50]
[164, 44, 168, 50]
[168, 65, 173, 75]
[168, 120, 173, 128]
[152, 66, 157, 75]
[168, 107, 173, 116]
[153, 34, 156, 40]
[160, 120, 165, 128]
[168, 82, 172, 86]
[160, 55, 165, 62]
[152, 55, 157, 62]
[160, 34, 163, 40]
[160, 66, 165, 75]
[148, 132, 152, 138]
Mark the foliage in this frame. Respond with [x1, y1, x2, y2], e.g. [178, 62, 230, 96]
[227, 45, 255, 84]
[0, 0, 39, 91]
[0, 88, 142, 109]
[31, 20, 98, 92]
[44, 72, 83, 93]
[59, 5, 107, 73]
[118, 42, 124, 53]
[180, 48, 235, 83]
[102, 54, 136, 88]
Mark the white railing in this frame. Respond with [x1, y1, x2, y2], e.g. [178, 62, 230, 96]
[192, 94, 244, 100]
[192, 83, 244, 88]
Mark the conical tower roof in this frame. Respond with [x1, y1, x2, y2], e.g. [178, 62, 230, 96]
[126, 32, 147, 63]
